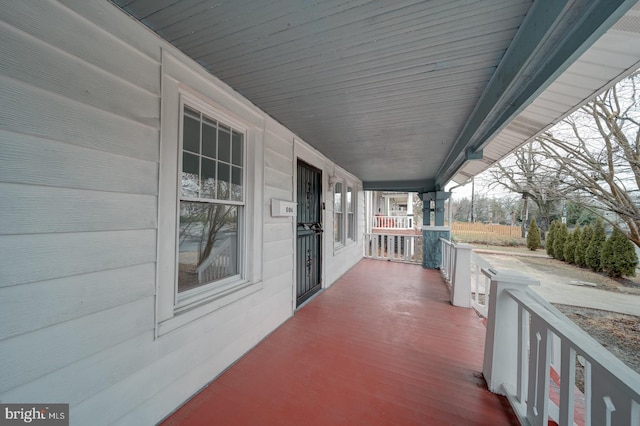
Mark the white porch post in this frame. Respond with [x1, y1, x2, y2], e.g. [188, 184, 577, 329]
[483, 269, 540, 395]
[451, 243, 473, 308]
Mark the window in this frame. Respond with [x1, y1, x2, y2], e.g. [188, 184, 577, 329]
[334, 180, 358, 249]
[178, 104, 244, 295]
[347, 186, 354, 241]
[334, 182, 344, 245]
[156, 52, 263, 336]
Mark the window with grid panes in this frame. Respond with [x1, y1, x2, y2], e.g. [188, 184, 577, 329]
[178, 105, 244, 294]
[334, 182, 344, 246]
[347, 186, 355, 241]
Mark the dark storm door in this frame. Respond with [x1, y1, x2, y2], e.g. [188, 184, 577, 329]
[296, 160, 323, 306]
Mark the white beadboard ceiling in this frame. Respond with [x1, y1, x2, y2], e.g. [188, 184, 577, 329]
[113, 0, 640, 192]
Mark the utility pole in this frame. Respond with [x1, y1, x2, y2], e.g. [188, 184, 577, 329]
[521, 193, 529, 238]
[470, 177, 475, 223]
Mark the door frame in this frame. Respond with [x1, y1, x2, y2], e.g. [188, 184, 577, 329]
[293, 139, 326, 311]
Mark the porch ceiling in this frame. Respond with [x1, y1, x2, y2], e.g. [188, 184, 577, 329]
[113, 0, 640, 192]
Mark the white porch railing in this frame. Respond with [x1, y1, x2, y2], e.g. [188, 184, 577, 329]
[196, 237, 236, 282]
[363, 233, 421, 263]
[439, 238, 492, 312]
[371, 215, 414, 229]
[439, 237, 640, 425]
[470, 250, 492, 318]
[483, 268, 640, 426]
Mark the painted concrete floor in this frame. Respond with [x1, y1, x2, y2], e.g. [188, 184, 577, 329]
[162, 259, 517, 425]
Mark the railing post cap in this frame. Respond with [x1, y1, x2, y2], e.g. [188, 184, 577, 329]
[481, 268, 540, 286]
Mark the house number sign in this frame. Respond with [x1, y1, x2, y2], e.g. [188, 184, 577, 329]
[271, 199, 297, 217]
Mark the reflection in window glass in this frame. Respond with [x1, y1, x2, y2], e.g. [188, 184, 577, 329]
[231, 166, 242, 201]
[334, 182, 343, 245]
[178, 104, 245, 293]
[232, 131, 243, 166]
[202, 119, 217, 158]
[347, 186, 354, 240]
[182, 152, 199, 198]
[181, 105, 243, 203]
[201, 158, 216, 199]
[217, 162, 230, 200]
[178, 202, 238, 292]
[183, 113, 200, 154]
[218, 125, 231, 163]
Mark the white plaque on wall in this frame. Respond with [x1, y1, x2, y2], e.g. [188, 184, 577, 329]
[271, 199, 297, 217]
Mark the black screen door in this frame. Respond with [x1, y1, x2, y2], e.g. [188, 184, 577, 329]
[296, 160, 323, 306]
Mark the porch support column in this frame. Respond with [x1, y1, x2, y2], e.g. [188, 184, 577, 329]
[420, 191, 451, 269]
[451, 243, 473, 308]
[483, 269, 540, 395]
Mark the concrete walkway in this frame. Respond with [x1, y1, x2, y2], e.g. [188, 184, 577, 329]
[478, 252, 640, 317]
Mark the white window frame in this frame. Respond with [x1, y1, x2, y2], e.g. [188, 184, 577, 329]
[333, 178, 358, 250]
[334, 181, 344, 248]
[174, 95, 247, 312]
[346, 185, 355, 242]
[156, 51, 263, 337]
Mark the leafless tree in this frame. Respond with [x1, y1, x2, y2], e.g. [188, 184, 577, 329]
[536, 71, 640, 247]
[484, 141, 568, 237]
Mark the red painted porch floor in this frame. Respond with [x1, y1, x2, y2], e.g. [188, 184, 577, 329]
[162, 259, 518, 425]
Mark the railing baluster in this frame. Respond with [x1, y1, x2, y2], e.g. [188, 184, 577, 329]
[584, 360, 592, 426]
[559, 340, 576, 426]
[517, 305, 529, 407]
[527, 316, 551, 426]
[364, 233, 421, 264]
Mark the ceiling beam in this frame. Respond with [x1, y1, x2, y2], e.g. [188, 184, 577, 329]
[434, 0, 638, 189]
[363, 179, 435, 193]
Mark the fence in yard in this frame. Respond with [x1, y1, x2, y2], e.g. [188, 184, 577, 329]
[452, 222, 522, 242]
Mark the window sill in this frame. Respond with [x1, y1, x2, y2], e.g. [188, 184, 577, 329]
[157, 279, 262, 337]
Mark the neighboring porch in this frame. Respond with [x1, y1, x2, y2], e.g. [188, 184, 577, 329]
[162, 259, 517, 425]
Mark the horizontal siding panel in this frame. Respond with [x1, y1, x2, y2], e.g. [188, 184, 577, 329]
[263, 255, 292, 281]
[264, 167, 292, 192]
[265, 133, 293, 160]
[0, 331, 154, 407]
[0, 74, 159, 162]
[263, 239, 293, 263]
[264, 215, 294, 226]
[0, 183, 157, 234]
[0, 130, 158, 194]
[0, 21, 159, 128]
[0, 264, 155, 341]
[0, 230, 157, 287]
[58, 0, 164, 63]
[265, 151, 293, 177]
[264, 223, 293, 244]
[77, 284, 292, 426]
[261, 269, 294, 295]
[264, 186, 293, 204]
[0, 0, 160, 94]
[0, 296, 154, 394]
